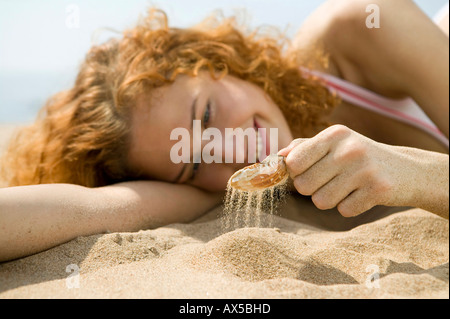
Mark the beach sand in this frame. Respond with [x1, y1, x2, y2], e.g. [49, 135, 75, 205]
[0, 124, 448, 299]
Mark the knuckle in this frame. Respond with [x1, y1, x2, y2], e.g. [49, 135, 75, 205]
[312, 193, 334, 210]
[285, 152, 304, 174]
[285, 153, 297, 169]
[337, 141, 368, 162]
[293, 176, 314, 196]
[362, 163, 379, 179]
[338, 194, 375, 218]
[373, 177, 393, 195]
[323, 124, 352, 142]
[328, 124, 351, 136]
[337, 201, 358, 217]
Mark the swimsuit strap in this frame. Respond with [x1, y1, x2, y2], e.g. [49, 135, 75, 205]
[301, 67, 449, 149]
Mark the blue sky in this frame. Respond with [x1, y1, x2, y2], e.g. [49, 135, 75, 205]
[0, 0, 448, 123]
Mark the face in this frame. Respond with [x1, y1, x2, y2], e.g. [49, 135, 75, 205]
[127, 72, 293, 192]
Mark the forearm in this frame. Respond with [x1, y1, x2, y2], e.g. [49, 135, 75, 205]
[393, 147, 449, 219]
[412, 150, 449, 219]
[0, 184, 109, 262]
[96, 181, 223, 232]
[0, 182, 222, 262]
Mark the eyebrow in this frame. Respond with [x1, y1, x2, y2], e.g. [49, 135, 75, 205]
[173, 97, 197, 183]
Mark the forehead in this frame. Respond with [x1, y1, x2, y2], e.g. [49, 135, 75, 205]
[127, 75, 200, 180]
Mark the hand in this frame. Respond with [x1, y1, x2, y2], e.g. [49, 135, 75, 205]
[278, 125, 419, 217]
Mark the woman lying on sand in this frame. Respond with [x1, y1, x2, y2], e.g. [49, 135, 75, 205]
[0, 0, 448, 262]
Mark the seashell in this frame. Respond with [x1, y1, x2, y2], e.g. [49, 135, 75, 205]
[229, 154, 288, 191]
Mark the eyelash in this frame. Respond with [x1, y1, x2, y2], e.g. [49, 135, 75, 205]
[192, 162, 200, 175]
[203, 100, 211, 126]
[189, 162, 200, 182]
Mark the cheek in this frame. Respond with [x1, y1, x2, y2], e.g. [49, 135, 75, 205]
[214, 85, 256, 123]
[279, 125, 295, 150]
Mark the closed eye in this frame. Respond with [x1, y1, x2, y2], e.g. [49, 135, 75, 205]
[203, 100, 211, 126]
[190, 100, 211, 182]
[189, 162, 200, 181]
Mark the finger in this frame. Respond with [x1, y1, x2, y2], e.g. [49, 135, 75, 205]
[337, 189, 376, 217]
[277, 138, 308, 156]
[310, 171, 359, 210]
[283, 125, 352, 176]
[284, 138, 330, 177]
[292, 152, 341, 195]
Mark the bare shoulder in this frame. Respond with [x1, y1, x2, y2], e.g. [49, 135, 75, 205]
[290, 0, 422, 75]
[294, 0, 448, 94]
[295, 0, 449, 136]
[323, 0, 436, 50]
[320, 0, 446, 96]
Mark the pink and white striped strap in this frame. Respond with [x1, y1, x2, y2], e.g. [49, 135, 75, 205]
[302, 68, 449, 149]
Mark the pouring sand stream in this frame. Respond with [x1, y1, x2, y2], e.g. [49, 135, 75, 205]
[221, 155, 290, 232]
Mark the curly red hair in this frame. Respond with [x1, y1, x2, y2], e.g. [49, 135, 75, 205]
[1, 9, 338, 187]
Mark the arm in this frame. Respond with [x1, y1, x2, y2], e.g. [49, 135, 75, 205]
[324, 0, 449, 137]
[395, 146, 449, 218]
[278, 125, 449, 219]
[0, 181, 222, 262]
